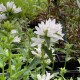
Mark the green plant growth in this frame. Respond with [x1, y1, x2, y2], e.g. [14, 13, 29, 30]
[0, 0, 79, 80]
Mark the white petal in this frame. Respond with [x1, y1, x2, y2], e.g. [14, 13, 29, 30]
[7, 1, 14, 9]
[31, 51, 37, 55]
[31, 36, 44, 47]
[37, 74, 42, 80]
[13, 36, 21, 43]
[13, 7, 22, 13]
[0, 4, 6, 12]
[0, 14, 7, 21]
[42, 75, 46, 80]
[11, 30, 17, 34]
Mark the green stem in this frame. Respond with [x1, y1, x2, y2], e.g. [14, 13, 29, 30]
[27, 33, 31, 57]
[64, 53, 68, 68]
[9, 49, 12, 79]
[42, 52, 45, 75]
[2, 61, 4, 79]
[52, 60, 54, 71]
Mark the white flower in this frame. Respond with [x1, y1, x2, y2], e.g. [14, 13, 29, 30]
[31, 47, 42, 58]
[13, 6, 22, 13]
[77, 0, 80, 8]
[45, 59, 51, 64]
[11, 29, 17, 34]
[0, 4, 6, 12]
[0, 14, 7, 21]
[13, 36, 21, 43]
[37, 72, 53, 80]
[7, 1, 14, 9]
[34, 21, 48, 36]
[31, 36, 44, 47]
[6, 1, 22, 13]
[31, 46, 48, 58]
[34, 18, 64, 42]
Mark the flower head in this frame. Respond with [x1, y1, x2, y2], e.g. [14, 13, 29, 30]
[13, 6, 22, 13]
[7, 1, 14, 9]
[6, 1, 22, 13]
[0, 1, 22, 22]
[0, 4, 6, 12]
[37, 72, 53, 80]
[34, 18, 64, 42]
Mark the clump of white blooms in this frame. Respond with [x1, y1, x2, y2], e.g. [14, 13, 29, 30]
[31, 18, 64, 64]
[6, 1, 22, 13]
[77, 0, 80, 8]
[34, 18, 64, 41]
[0, 1, 22, 21]
[37, 72, 53, 80]
[31, 18, 64, 48]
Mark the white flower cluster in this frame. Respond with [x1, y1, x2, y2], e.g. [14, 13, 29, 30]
[0, 1, 22, 21]
[37, 72, 53, 80]
[31, 18, 64, 59]
[6, 2, 22, 13]
[31, 18, 64, 48]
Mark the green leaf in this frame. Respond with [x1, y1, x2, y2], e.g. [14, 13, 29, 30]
[0, 74, 6, 80]
[44, 36, 50, 48]
[42, 45, 53, 63]
[29, 57, 41, 70]
[11, 68, 26, 79]
[0, 59, 3, 68]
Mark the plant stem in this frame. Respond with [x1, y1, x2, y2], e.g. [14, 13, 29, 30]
[64, 53, 68, 68]
[52, 60, 54, 71]
[9, 49, 12, 79]
[42, 52, 45, 75]
[2, 61, 4, 79]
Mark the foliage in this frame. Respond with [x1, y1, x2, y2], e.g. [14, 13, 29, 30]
[0, 0, 79, 80]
